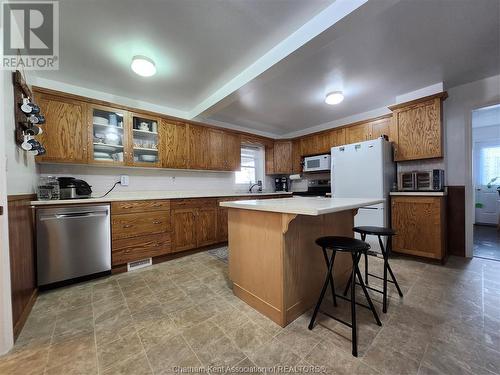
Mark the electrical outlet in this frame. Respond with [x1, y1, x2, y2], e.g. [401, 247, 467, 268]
[120, 175, 129, 186]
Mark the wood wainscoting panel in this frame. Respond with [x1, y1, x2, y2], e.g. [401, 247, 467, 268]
[447, 186, 465, 257]
[7, 194, 37, 339]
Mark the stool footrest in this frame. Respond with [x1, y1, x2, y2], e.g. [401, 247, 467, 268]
[319, 310, 353, 328]
[334, 293, 373, 310]
[367, 273, 398, 284]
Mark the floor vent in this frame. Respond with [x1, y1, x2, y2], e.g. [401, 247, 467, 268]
[127, 258, 152, 272]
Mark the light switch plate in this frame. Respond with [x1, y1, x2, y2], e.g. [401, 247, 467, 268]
[120, 175, 129, 186]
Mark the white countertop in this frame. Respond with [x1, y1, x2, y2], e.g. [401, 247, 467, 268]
[389, 191, 447, 196]
[220, 197, 385, 216]
[31, 191, 292, 206]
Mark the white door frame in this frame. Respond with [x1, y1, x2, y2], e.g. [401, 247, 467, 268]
[466, 100, 500, 258]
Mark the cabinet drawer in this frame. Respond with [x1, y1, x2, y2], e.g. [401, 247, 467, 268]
[171, 198, 217, 210]
[112, 211, 170, 239]
[112, 233, 171, 265]
[111, 200, 170, 214]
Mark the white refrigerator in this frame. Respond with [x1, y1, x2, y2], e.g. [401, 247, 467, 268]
[331, 138, 395, 252]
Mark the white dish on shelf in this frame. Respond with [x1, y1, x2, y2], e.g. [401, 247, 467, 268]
[139, 154, 157, 162]
[94, 143, 121, 152]
[94, 151, 111, 158]
[93, 116, 109, 125]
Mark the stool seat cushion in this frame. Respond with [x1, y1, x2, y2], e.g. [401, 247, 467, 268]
[315, 236, 370, 252]
[353, 226, 396, 236]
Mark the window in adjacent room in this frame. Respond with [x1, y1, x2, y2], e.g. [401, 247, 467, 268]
[235, 145, 264, 186]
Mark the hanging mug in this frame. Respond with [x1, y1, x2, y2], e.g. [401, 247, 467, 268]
[33, 145, 46, 156]
[21, 137, 40, 151]
[28, 114, 45, 124]
[19, 98, 40, 114]
[26, 126, 43, 136]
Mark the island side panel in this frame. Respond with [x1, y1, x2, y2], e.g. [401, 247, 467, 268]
[283, 210, 355, 325]
[227, 208, 285, 325]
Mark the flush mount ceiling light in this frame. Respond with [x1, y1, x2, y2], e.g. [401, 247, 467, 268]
[131, 55, 156, 77]
[325, 91, 344, 105]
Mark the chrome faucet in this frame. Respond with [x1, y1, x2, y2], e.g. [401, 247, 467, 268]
[249, 180, 262, 193]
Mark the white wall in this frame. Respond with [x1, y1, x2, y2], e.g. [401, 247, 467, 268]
[4, 72, 38, 195]
[39, 164, 274, 195]
[444, 74, 500, 256]
[0, 71, 14, 354]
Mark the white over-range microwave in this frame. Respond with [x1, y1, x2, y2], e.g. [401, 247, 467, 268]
[303, 154, 331, 172]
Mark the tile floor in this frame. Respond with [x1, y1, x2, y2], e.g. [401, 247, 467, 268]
[1, 248, 500, 375]
[474, 224, 500, 261]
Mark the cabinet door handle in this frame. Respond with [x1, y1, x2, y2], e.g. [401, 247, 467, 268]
[123, 224, 132, 228]
[152, 220, 161, 224]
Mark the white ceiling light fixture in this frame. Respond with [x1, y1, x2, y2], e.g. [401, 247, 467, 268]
[131, 55, 156, 77]
[325, 91, 344, 105]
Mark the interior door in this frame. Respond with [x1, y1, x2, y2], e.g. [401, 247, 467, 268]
[475, 186, 499, 224]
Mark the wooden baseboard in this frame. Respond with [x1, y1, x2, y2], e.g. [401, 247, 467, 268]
[233, 283, 284, 326]
[13, 289, 37, 340]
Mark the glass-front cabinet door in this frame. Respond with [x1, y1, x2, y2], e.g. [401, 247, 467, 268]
[89, 105, 128, 165]
[129, 113, 161, 167]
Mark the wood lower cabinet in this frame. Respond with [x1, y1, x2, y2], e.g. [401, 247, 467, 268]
[391, 195, 446, 260]
[196, 207, 218, 247]
[171, 199, 218, 252]
[171, 208, 197, 252]
[34, 94, 87, 163]
[111, 200, 171, 266]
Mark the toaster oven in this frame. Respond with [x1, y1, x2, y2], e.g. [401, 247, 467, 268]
[398, 169, 445, 191]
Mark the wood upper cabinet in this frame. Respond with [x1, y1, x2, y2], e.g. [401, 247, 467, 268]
[208, 128, 225, 170]
[35, 94, 87, 163]
[369, 116, 394, 141]
[161, 120, 188, 169]
[345, 122, 371, 144]
[128, 112, 161, 168]
[391, 195, 446, 260]
[329, 128, 346, 148]
[273, 141, 293, 174]
[88, 104, 129, 166]
[224, 132, 241, 171]
[188, 124, 209, 169]
[291, 139, 302, 174]
[265, 144, 275, 175]
[389, 93, 446, 161]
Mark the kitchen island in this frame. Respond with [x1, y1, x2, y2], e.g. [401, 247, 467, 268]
[220, 196, 384, 327]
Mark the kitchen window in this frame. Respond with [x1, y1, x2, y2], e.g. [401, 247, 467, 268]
[475, 140, 500, 185]
[235, 146, 264, 185]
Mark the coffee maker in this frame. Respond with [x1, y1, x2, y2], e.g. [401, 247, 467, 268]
[274, 177, 289, 192]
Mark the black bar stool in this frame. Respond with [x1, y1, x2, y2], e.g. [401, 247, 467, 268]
[343, 226, 403, 313]
[308, 236, 382, 357]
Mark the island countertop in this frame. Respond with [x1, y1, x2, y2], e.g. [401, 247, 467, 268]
[220, 196, 384, 216]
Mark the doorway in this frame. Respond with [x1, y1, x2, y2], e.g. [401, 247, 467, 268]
[472, 104, 500, 261]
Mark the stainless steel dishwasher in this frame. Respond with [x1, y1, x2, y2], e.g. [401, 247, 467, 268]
[36, 204, 111, 286]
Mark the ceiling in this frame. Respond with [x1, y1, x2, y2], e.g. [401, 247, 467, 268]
[33, 0, 500, 137]
[34, 0, 335, 111]
[201, 0, 500, 136]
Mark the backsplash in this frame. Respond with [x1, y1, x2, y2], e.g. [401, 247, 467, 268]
[39, 164, 274, 194]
